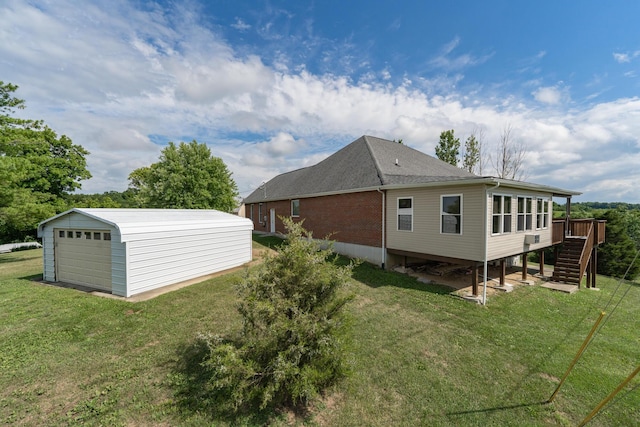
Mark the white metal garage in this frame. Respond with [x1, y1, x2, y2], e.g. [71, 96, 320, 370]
[37, 208, 254, 297]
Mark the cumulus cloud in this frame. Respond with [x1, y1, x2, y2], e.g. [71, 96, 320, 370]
[532, 85, 569, 105]
[2, 0, 640, 202]
[256, 132, 305, 157]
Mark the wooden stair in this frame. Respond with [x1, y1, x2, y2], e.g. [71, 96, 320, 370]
[552, 237, 587, 285]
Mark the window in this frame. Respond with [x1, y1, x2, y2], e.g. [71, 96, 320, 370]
[249, 204, 253, 221]
[67, 231, 73, 238]
[104, 232, 111, 241]
[58, 230, 65, 238]
[258, 203, 264, 224]
[536, 198, 550, 230]
[441, 195, 462, 234]
[397, 197, 413, 231]
[85, 231, 92, 240]
[517, 196, 533, 232]
[291, 199, 300, 217]
[75, 231, 82, 238]
[94, 232, 101, 240]
[492, 195, 512, 234]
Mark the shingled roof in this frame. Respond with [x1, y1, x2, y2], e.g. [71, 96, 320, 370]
[244, 135, 478, 203]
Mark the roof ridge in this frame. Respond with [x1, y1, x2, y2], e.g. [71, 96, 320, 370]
[362, 135, 386, 186]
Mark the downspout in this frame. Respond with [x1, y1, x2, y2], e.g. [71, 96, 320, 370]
[377, 188, 386, 269]
[483, 181, 500, 305]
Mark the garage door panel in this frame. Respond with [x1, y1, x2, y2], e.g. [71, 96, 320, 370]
[55, 229, 112, 291]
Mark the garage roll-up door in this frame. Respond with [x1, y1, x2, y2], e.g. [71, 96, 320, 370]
[54, 229, 112, 291]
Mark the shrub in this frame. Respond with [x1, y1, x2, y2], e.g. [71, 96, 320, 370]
[198, 218, 355, 412]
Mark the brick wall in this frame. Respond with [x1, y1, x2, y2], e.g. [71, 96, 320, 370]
[246, 191, 383, 247]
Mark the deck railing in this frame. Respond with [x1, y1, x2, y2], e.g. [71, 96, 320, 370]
[577, 221, 595, 284]
[551, 218, 606, 245]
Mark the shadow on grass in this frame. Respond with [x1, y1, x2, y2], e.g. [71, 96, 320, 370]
[447, 400, 548, 416]
[20, 274, 43, 281]
[252, 233, 286, 250]
[350, 260, 453, 296]
[171, 338, 274, 426]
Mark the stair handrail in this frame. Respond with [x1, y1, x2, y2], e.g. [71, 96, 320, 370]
[577, 222, 595, 286]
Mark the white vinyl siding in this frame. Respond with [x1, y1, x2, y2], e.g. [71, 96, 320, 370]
[397, 197, 413, 231]
[487, 190, 554, 260]
[387, 186, 484, 261]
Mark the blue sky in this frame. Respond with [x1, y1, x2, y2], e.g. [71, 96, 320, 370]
[2, 0, 640, 202]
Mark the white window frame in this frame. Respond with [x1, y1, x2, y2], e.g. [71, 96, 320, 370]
[441, 194, 463, 235]
[397, 197, 413, 232]
[291, 199, 300, 217]
[492, 194, 513, 235]
[258, 203, 264, 224]
[536, 198, 550, 230]
[517, 196, 533, 232]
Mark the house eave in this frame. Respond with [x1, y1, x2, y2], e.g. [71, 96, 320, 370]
[242, 177, 581, 204]
[243, 185, 384, 203]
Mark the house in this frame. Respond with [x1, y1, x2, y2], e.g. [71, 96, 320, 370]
[37, 208, 253, 297]
[242, 135, 605, 297]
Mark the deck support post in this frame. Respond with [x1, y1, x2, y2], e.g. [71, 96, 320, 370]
[591, 247, 598, 288]
[586, 260, 592, 288]
[522, 254, 528, 280]
[500, 259, 506, 286]
[539, 250, 545, 276]
[472, 265, 479, 296]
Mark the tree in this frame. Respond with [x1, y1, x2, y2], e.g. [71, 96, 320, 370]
[197, 219, 354, 411]
[128, 140, 238, 211]
[0, 81, 91, 242]
[596, 209, 640, 279]
[462, 130, 482, 174]
[490, 124, 527, 180]
[435, 130, 460, 166]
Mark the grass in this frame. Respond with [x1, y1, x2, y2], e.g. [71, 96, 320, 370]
[0, 242, 638, 426]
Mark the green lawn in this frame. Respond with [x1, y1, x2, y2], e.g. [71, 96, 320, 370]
[0, 245, 638, 426]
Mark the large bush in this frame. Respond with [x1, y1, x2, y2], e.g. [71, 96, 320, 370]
[198, 218, 355, 412]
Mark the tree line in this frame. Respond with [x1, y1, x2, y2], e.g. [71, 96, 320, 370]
[0, 81, 238, 243]
[434, 125, 526, 180]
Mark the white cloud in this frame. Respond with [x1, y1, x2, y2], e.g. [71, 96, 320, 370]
[613, 50, 640, 63]
[2, 1, 640, 203]
[232, 17, 251, 31]
[429, 37, 494, 71]
[256, 132, 305, 157]
[532, 85, 568, 105]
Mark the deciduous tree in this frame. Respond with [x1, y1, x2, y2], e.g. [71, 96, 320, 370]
[462, 129, 483, 174]
[435, 129, 460, 166]
[129, 140, 238, 211]
[0, 81, 91, 242]
[490, 124, 526, 180]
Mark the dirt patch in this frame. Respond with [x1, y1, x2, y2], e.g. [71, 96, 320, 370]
[393, 261, 547, 298]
